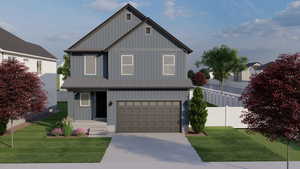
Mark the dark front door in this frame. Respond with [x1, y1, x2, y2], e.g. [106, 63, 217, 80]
[96, 92, 107, 119]
[116, 101, 181, 132]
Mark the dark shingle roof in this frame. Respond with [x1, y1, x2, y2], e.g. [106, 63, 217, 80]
[62, 78, 193, 89]
[0, 27, 56, 59]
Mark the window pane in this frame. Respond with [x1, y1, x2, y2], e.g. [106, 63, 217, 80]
[81, 93, 90, 106]
[126, 13, 131, 20]
[164, 55, 175, 64]
[85, 56, 96, 75]
[122, 65, 134, 75]
[146, 27, 151, 34]
[122, 55, 133, 64]
[164, 65, 175, 75]
[37, 61, 42, 74]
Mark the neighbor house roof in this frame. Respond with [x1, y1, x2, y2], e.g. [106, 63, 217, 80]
[66, 4, 193, 54]
[246, 62, 261, 67]
[62, 78, 193, 89]
[0, 27, 56, 59]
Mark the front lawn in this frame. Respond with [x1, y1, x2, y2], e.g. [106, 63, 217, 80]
[0, 102, 111, 163]
[187, 127, 300, 162]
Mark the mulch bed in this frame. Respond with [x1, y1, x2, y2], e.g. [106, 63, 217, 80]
[47, 135, 88, 138]
[185, 131, 208, 136]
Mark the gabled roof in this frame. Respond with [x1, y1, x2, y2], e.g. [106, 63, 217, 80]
[0, 27, 56, 59]
[66, 4, 193, 54]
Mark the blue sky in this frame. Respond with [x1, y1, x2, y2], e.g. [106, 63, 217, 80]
[1, 0, 299, 68]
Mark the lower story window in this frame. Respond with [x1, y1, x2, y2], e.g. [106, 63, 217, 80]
[80, 93, 90, 107]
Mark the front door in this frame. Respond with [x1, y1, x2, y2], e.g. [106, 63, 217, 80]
[96, 92, 107, 119]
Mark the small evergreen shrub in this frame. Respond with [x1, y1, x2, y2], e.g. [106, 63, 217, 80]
[0, 119, 8, 135]
[189, 87, 208, 133]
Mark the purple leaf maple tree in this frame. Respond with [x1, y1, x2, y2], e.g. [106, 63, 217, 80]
[0, 59, 47, 148]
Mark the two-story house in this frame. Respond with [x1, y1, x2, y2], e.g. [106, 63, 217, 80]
[62, 4, 193, 133]
[0, 27, 57, 107]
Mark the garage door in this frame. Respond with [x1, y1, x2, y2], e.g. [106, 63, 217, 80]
[117, 101, 181, 132]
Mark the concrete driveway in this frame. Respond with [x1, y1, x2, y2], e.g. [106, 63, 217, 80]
[101, 133, 202, 168]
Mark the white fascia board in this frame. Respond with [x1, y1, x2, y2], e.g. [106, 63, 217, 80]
[1, 49, 57, 62]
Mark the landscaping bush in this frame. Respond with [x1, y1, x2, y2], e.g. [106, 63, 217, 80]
[189, 87, 208, 133]
[62, 118, 73, 136]
[73, 128, 87, 136]
[51, 128, 63, 136]
[0, 119, 8, 135]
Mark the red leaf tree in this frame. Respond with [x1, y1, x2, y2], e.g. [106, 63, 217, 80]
[0, 59, 47, 148]
[241, 54, 300, 168]
[192, 72, 208, 86]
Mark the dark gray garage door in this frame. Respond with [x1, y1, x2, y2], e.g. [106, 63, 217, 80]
[117, 101, 181, 132]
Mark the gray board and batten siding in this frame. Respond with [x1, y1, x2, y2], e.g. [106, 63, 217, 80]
[72, 9, 141, 50]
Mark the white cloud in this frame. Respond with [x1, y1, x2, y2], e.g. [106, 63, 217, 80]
[0, 21, 15, 32]
[90, 0, 139, 12]
[213, 1, 300, 62]
[164, 0, 191, 19]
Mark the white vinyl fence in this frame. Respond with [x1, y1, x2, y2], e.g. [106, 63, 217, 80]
[206, 107, 247, 128]
[190, 87, 247, 128]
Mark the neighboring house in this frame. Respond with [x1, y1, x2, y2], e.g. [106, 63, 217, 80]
[62, 4, 193, 133]
[233, 62, 261, 82]
[0, 27, 57, 107]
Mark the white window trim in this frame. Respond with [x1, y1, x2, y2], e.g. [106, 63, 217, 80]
[121, 55, 134, 76]
[125, 12, 132, 21]
[162, 55, 176, 76]
[145, 26, 152, 35]
[80, 93, 90, 107]
[84, 55, 97, 75]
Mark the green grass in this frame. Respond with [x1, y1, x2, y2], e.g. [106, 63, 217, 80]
[187, 127, 300, 162]
[0, 102, 111, 163]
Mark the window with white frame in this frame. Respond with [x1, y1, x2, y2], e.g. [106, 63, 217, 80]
[84, 55, 96, 75]
[145, 26, 151, 35]
[80, 93, 90, 107]
[37, 60, 42, 74]
[121, 55, 134, 75]
[162, 55, 176, 75]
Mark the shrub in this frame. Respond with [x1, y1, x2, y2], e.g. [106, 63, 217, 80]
[187, 70, 195, 79]
[51, 128, 63, 136]
[200, 68, 210, 79]
[62, 118, 73, 136]
[189, 87, 208, 133]
[73, 128, 87, 136]
[192, 72, 208, 86]
[0, 119, 8, 135]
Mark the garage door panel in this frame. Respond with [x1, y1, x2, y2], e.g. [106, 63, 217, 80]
[117, 101, 180, 132]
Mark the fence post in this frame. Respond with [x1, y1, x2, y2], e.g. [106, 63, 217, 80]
[225, 105, 228, 127]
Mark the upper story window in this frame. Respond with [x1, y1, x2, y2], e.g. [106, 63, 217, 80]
[84, 55, 96, 75]
[162, 55, 176, 76]
[121, 55, 134, 75]
[145, 26, 151, 35]
[126, 12, 132, 21]
[37, 60, 42, 74]
[80, 93, 90, 107]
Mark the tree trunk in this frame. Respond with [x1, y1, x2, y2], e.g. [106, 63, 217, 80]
[10, 119, 14, 148]
[286, 141, 289, 169]
[219, 80, 224, 94]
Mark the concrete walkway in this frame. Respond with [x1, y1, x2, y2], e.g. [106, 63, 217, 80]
[101, 133, 202, 167]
